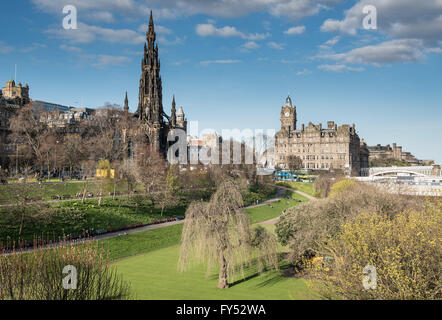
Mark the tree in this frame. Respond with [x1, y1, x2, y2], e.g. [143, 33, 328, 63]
[61, 134, 86, 177]
[179, 179, 278, 289]
[311, 203, 441, 300]
[135, 147, 167, 198]
[81, 107, 130, 165]
[286, 155, 303, 170]
[8, 103, 52, 174]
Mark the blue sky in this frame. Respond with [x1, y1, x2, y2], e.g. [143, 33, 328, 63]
[0, 0, 441, 163]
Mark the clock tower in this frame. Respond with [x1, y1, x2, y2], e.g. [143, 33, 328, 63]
[280, 95, 296, 132]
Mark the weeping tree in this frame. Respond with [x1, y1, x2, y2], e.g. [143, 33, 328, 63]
[179, 179, 279, 289]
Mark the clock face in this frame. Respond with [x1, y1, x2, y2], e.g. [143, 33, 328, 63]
[284, 111, 290, 118]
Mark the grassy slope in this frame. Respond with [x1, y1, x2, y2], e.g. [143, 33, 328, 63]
[111, 192, 316, 299]
[277, 182, 316, 197]
[0, 197, 186, 242]
[246, 192, 308, 224]
[0, 181, 133, 204]
[115, 245, 317, 300]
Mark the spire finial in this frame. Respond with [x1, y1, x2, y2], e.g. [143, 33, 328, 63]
[124, 91, 129, 112]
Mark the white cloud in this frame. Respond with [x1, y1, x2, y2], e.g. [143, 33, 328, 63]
[196, 23, 269, 41]
[296, 69, 312, 75]
[20, 43, 47, 53]
[196, 24, 243, 38]
[0, 41, 13, 54]
[84, 11, 115, 23]
[280, 59, 298, 64]
[268, 42, 285, 50]
[284, 25, 306, 35]
[158, 36, 185, 46]
[242, 41, 260, 50]
[270, 0, 340, 20]
[318, 64, 364, 72]
[320, 0, 442, 45]
[319, 36, 340, 49]
[59, 44, 83, 53]
[31, 0, 149, 18]
[32, 0, 343, 21]
[138, 24, 173, 35]
[200, 59, 241, 66]
[319, 39, 426, 65]
[46, 23, 145, 44]
[91, 55, 131, 68]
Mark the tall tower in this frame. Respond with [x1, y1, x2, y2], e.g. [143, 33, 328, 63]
[280, 95, 297, 132]
[135, 11, 168, 153]
[124, 91, 129, 113]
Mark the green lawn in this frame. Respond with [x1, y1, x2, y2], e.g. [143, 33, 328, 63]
[277, 182, 316, 197]
[245, 192, 308, 224]
[0, 180, 134, 204]
[0, 197, 186, 242]
[115, 245, 317, 300]
[100, 223, 184, 261]
[110, 193, 316, 299]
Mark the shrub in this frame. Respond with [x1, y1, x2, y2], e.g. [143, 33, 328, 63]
[329, 179, 356, 197]
[0, 240, 131, 300]
[312, 202, 441, 300]
[313, 174, 338, 198]
[275, 183, 427, 263]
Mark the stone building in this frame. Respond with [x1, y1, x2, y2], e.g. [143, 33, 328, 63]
[367, 143, 427, 166]
[2, 80, 30, 106]
[0, 80, 29, 149]
[134, 11, 186, 156]
[275, 96, 369, 176]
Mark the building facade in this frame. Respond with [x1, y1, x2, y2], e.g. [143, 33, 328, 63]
[275, 96, 368, 175]
[367, 143, 430, 166]
[134, 11, 186, 155]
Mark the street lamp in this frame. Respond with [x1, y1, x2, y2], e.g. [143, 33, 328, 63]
[55, 140, 60, 180]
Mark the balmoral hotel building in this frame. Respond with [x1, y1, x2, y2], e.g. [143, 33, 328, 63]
[275, 96, 369, 176]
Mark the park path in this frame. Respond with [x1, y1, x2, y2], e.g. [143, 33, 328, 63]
[257, 185, 317, 225]
[276, 185, 317, 201]
[95, 186, 288, 240]
[2, 185, 315, 254]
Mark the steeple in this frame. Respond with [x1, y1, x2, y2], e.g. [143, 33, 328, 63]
[124, 91, 129, 113]
[171, 95, 176, 127]
[136, 10, 164, 124]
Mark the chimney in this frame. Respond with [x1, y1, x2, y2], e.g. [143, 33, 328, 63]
[327, 121, 334, 129]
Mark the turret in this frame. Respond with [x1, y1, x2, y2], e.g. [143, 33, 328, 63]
[177, 106, 187, 131]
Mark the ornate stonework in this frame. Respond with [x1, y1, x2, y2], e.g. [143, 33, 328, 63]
[135, 11, 186, 155]
[275, 95, 369, 175]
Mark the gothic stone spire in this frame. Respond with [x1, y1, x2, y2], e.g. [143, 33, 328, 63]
[171, 95, 177, 127]
[136, 10, 164, 124]
[124, 91, 129, 113]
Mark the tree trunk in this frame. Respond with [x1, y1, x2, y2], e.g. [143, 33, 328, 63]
[218, 250, 229, 289]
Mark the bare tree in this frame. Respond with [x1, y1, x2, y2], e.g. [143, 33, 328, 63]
[286, 155, 303, 170]
[179, 179, 278, 289]
[82, 107, 129, 164]
[61, 134, 86, 178]
[8, 103, 52, 174]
